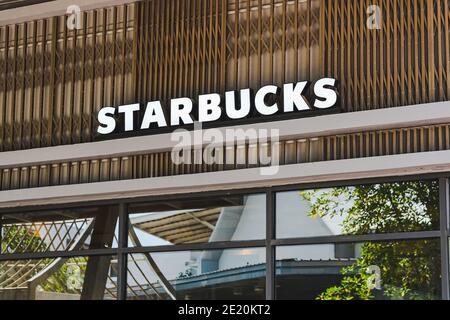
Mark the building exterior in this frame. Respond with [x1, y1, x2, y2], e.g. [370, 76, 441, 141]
[0, 0, 449, 300]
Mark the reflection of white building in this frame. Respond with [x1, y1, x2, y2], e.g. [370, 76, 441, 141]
[125, 193, 355, 299]
[131, 193, 350, 273]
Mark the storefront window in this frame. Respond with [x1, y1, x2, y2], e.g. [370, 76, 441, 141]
[0, 205, 120, 254]
[128, 194, 266, 247]
[126, 248, 266, 300]
[275, 240, 441, 300]
[0, 256, 118, 300]
[0, 177, 447, 300]
[276, 180, 440, 239]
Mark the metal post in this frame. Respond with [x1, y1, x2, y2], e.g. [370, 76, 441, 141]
[117, 203, 129, 300]
[440, 178, 450, 300]
[266, 189, 275, 300]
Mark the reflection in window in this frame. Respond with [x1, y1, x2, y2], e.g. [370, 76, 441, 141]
[127, 248, 266, 300]
[276, 239, 441, 300]
[0, 206, 119, 254]
[276, 180, 439, 238]
[0, 256, 118, 300]
[128, 194, 266, 246]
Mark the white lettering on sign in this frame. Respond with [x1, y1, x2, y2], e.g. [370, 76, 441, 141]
[97, 78, 338, 135]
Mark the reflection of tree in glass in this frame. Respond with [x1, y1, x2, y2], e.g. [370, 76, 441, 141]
[40, 258, 87, 294]
[0, 225, 87, 295]
[0, 226, 46, 289]
[301, 181, 441, 300]
[1, 225, 46, 253]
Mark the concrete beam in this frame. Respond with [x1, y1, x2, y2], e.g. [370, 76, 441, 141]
[1, 150, 450, 209]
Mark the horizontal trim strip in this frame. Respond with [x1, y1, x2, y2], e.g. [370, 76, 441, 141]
[271, 231, 441, 246]
[0, 232, 440, 261]
[0, 248, 118, 261]
[0, 101, 450, 169]
[1, 150, 450, 209]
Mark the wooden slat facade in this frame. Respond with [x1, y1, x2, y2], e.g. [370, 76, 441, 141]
[0, 3, 137, 152]
[0, 0, 450, 191]
[322, 0, 450, 111]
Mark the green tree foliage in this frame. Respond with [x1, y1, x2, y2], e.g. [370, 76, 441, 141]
[301, 180, 441, 300]
[40, 258, 87, 294]
[1, 224, 87, 295]
[1, 225, 46, 253]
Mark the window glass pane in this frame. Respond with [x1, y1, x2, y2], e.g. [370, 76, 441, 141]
[276, 180, 439, 238]
[127, 248, 265, 300]
[0, 256, 117, 300]
[128, 194, 266, 246]
[0, 205, 120, 254]
[276, 239, 441, 300]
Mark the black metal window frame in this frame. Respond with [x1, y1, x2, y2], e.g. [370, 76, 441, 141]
[0, 172, 449, 300]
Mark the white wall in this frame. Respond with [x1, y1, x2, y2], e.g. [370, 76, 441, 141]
[217, 193, 338, 270]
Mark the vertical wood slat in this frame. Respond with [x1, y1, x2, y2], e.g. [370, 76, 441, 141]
[0, 26, 6, 152]
[14, 23, 25, 151]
